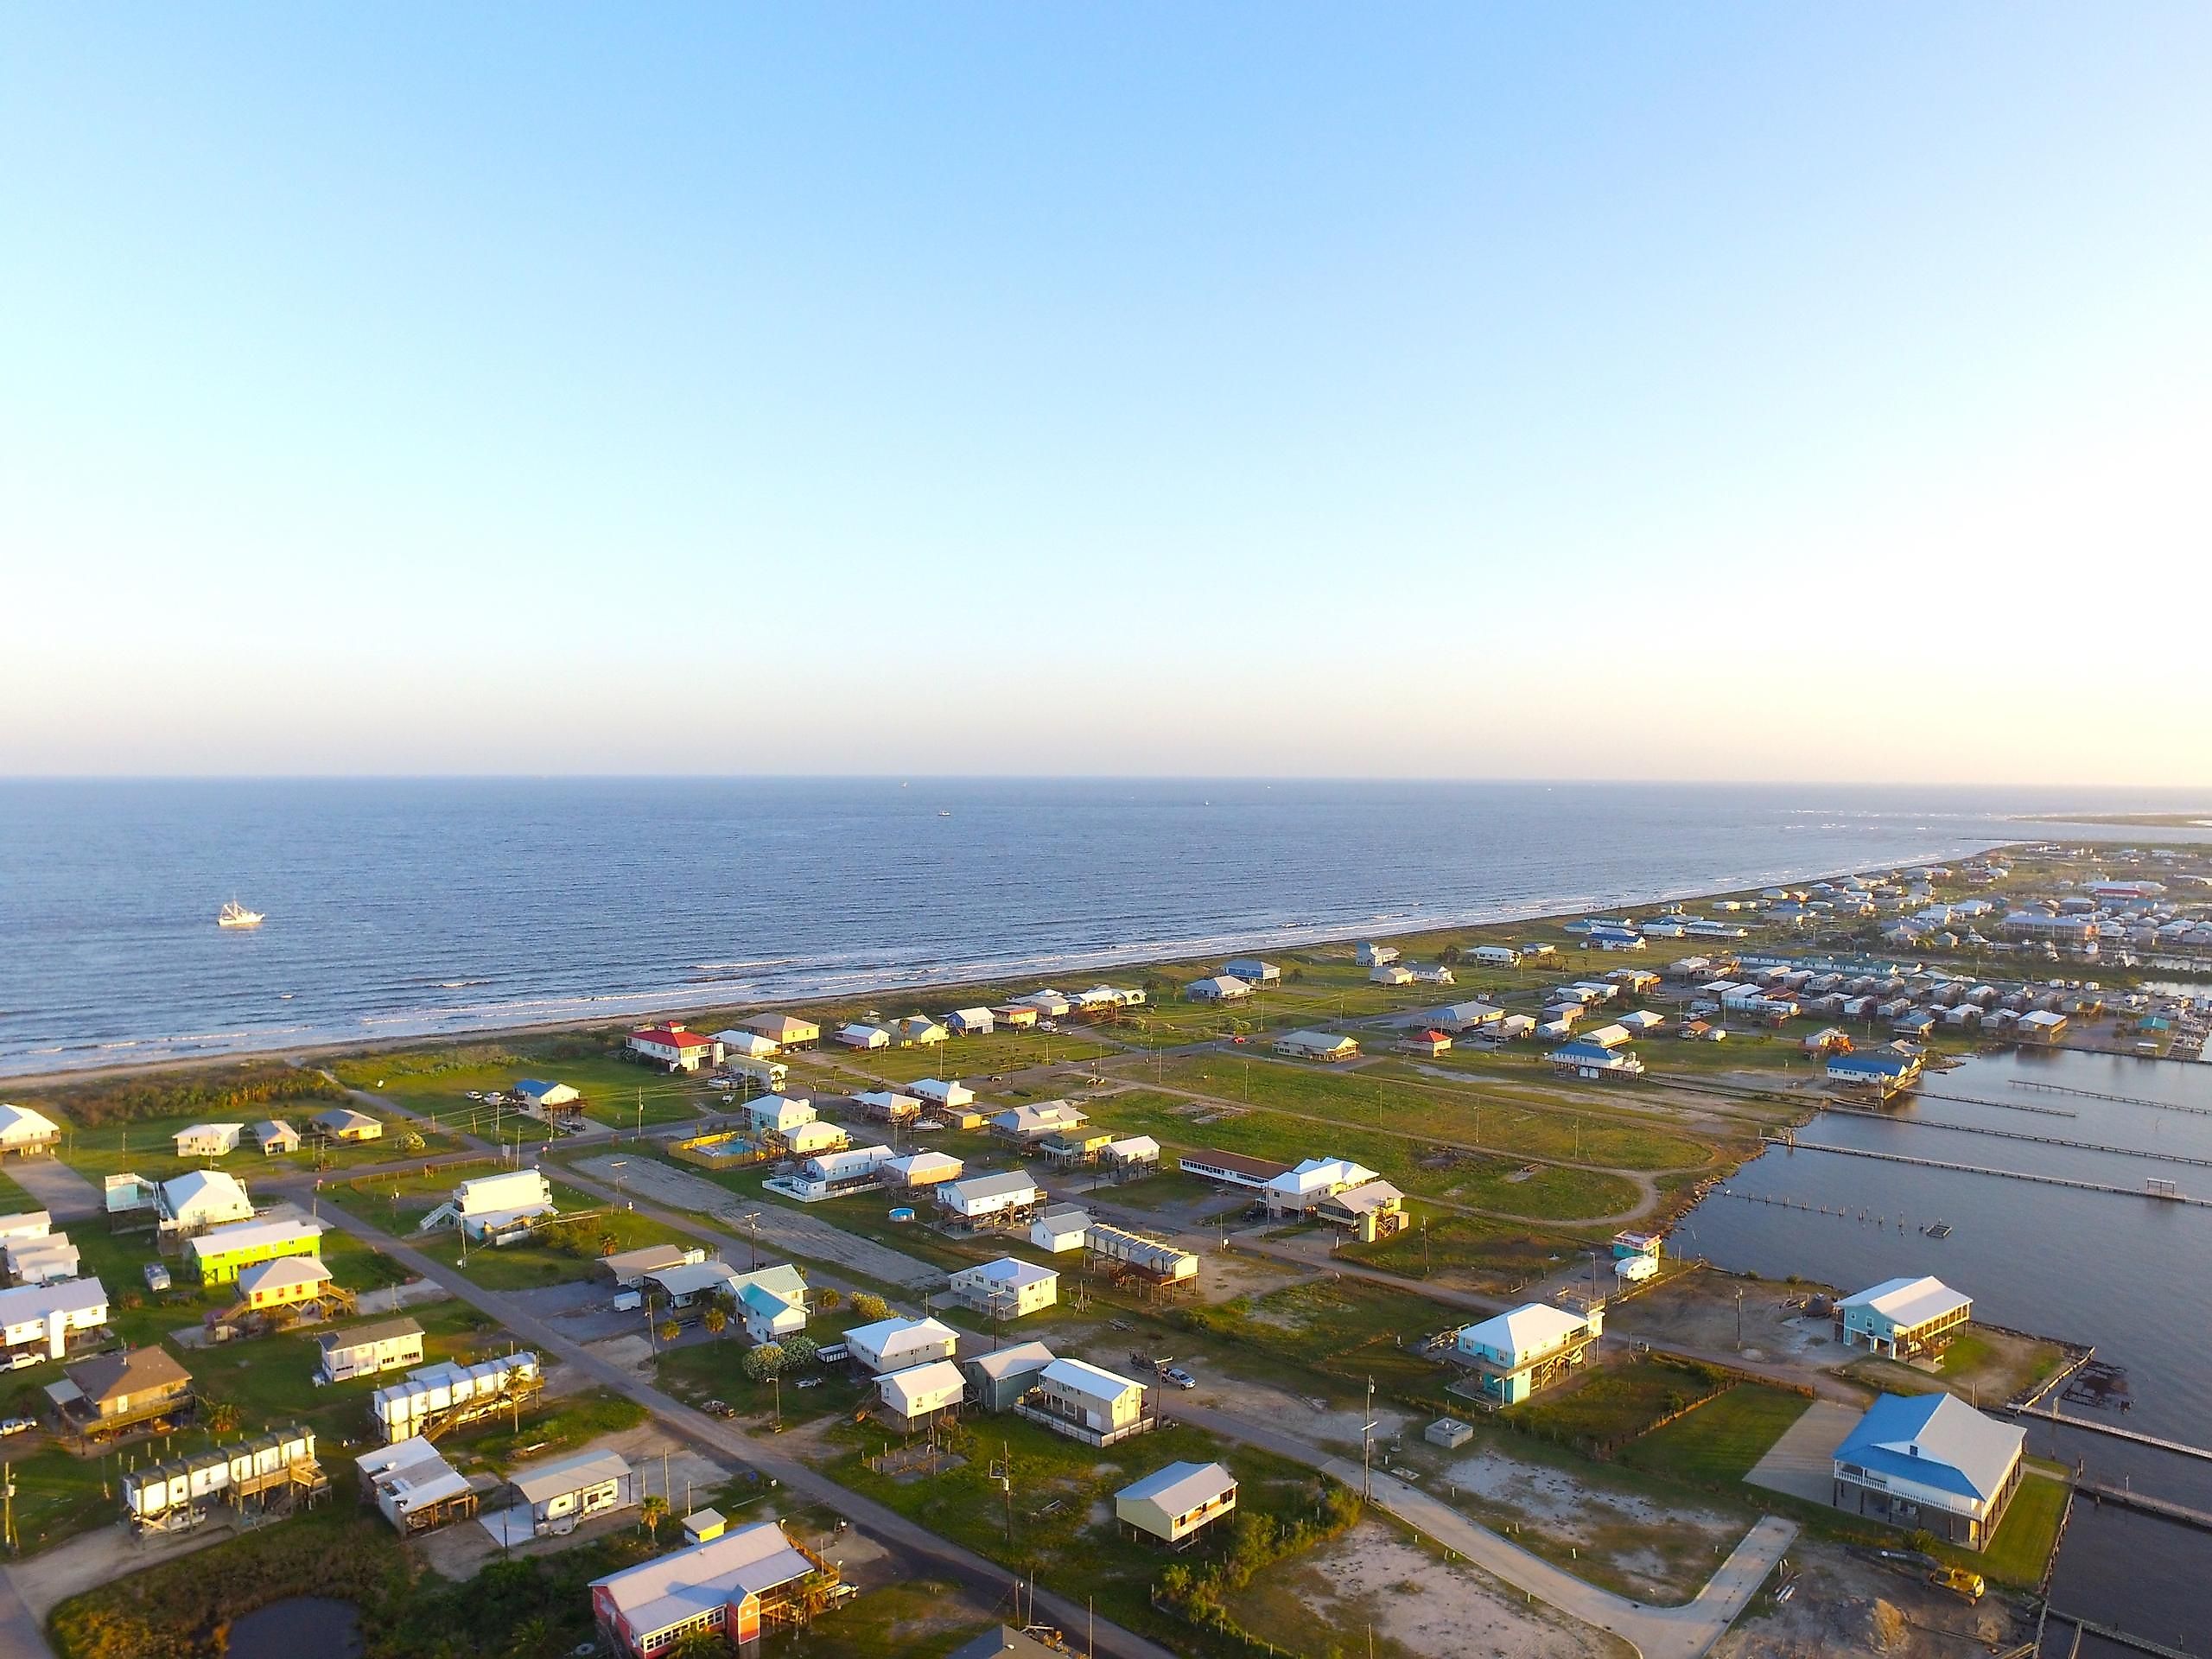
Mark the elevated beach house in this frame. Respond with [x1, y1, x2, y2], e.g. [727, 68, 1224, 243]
[1831, 1391, 2025, 1550]
[1835, 1275, 1972, 1360]
[1452, 1303, 1603, 1407]
[0, 1104, 60, 1160]
[626, 1022, 724, 1072]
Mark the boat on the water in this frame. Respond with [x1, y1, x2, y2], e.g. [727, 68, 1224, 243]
[218, 900, 264, 929]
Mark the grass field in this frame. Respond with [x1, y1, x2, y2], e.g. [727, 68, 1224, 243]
[1616, 1383, 1813, 1484]
[1977, 1469, 2070, 1588]
[1089, 1090, 1643, 1223]
[324, 1165, 703, 1289]
[1510, 1355, 1735, 1451]
[43, 1104, 455, 1189]
[1335, 1202, 1592, 1292]
[1154, 1055, 1710, 1173]
[336, 1049, 715, 1134]
[824, 1413, 1339, 1658]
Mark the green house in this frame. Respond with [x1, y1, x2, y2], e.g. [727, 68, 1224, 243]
[187, 1217, 325, 1287]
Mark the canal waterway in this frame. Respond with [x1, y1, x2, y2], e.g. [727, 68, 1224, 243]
[1675, 1047, 2212, 1655]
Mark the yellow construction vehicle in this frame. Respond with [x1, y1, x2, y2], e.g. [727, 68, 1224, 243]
[1928, 1564, 1985, 1601]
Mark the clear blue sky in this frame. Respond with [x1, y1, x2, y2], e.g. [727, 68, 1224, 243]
[4, 6, 2208, 781]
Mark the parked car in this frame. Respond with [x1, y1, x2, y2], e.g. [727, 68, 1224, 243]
[0, 1418, 33, 1436]
[1163, 1368, 1198, 1390]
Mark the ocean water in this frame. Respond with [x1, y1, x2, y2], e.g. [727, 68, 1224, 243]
[0, 777, 2202, 1077]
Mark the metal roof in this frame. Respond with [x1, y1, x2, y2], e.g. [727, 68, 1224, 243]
[1834, 1392, 2023, 1503]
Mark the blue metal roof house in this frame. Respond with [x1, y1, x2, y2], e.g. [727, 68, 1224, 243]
[1831, 1391, 2025, 1549]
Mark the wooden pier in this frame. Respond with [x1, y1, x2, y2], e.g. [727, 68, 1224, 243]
[2045, 1610, 2198, 1659]
[1762, 1137, 2212, 1205]
[2073, 1477, 2212, 1532]
[2012, 1080, 2212, 1118]
[1820, 1104, 2212, 1171]
[2014, 1404, 2212, 1464]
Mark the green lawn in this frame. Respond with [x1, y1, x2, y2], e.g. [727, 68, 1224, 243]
[1510, 1356, 1735, 1452]
[1975, 1470, 2070, 1588]
[325, 1166, 704, 1290]
[1154, 1055, 1710, 1173]
[1335, 1202, 1592, 1293]
[336, 1049, 715, 1134]
[823, 1413, 1338, 1658]
[1090, 1090, 1642, 1222]
[1618, 1384, 1813, 1484]
[38, 1103, 454, 1192]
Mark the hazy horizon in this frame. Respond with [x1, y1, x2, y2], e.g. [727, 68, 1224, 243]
[5, 6, 2209, 784]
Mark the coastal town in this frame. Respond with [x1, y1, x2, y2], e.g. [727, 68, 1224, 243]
[0, 839, 2205, 1657]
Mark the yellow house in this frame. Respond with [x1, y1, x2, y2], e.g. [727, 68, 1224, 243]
[236, 1255, 334, 1311]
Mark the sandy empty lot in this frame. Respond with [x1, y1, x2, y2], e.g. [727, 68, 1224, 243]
[1231, 1518, 1630, 1659]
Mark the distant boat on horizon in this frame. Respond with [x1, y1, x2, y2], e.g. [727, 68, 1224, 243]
[218, 899, 264, 930]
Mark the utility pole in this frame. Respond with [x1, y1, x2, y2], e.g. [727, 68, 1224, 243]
[992, 1441, 1014, 1543]
[1362, 1376, 1376, 1502]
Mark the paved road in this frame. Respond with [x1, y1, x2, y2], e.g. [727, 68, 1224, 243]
[572, 1154, 946, 1291]
[1169, 1398, 1794, 1659]
[0, 1565, 52, 1659]
[1, 1158, 102, 1224]
[310, 1200, 1178, 1659]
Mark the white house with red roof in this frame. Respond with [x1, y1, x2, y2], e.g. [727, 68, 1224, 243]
[626, 1023, 723, 1073]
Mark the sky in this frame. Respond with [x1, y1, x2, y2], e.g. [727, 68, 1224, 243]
[3, 6, 2209, 785]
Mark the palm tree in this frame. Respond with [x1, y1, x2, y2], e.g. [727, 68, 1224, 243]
[702, 1304, 728, 1336]
[639, 1494, 668, 1542]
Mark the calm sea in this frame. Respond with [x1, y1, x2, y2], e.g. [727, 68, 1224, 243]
[0, 777, 2203, 1078]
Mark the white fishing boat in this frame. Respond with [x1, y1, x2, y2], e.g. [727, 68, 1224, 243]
[218, 900, 264, 930]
